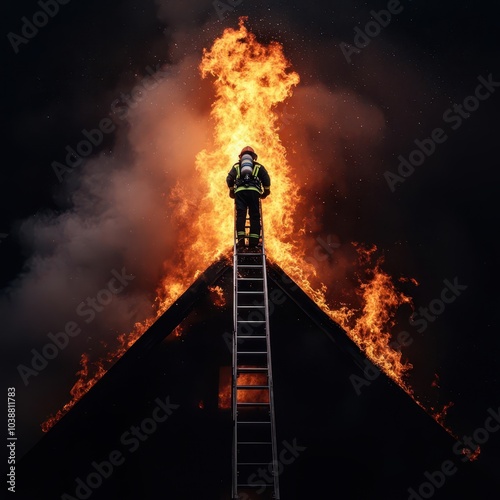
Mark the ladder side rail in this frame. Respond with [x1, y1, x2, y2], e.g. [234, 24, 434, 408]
[260, 199, 281, 499]
[232, 205, 239, 500]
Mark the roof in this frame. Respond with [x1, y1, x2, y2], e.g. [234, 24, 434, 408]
[16, 257, 498, 499]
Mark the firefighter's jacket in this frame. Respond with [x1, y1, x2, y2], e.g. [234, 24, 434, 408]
[226, 161, 271, 196]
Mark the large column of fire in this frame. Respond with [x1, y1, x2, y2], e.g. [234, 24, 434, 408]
[190, 17, 415, 396]
[168, 17, 303, 279]
[42, 17, 456, 440]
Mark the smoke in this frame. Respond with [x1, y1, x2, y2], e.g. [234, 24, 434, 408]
[3, 0, 440, 455]
[268, 81, 380, 308]
[2, 0, 241, 455]
[262, 21, 441, 320]
[2, 27, 214, 454]
[5, 57, 210, 338]
[155, 0, 212, 25]
[4, 3, 425, 366]
[281, 82, 386, 192]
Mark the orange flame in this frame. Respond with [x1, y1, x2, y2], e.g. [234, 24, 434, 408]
[209, 285, 226, 308]
[431, 401, 454, 427]
[218, 371, 268, 410]
[40, 353, 105, 433]
[42, 18, 455, 439]
[328, 245, 414, 391]
[463, 447, 481, 462]
[172, 325, 184, 339]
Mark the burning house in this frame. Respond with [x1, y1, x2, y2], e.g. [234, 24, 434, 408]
[16, 255, 495, 499]
[13, 17, 499, 500]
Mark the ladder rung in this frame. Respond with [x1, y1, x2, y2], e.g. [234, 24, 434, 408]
[232, 210, 278, 496]
[237, 402, 270, 406]
[237, 484, 273, 488]
[237, 421, 271, 425]
[238, 442, 272, 445]
[237, 462, 271, 465]
[237, 367, 268, 373]
[237, 385, 269, 389]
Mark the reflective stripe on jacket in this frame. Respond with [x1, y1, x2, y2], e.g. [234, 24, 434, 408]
[234, 162, 263, 194]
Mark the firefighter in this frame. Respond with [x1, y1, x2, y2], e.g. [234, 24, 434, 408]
[226, 146, 271, 250]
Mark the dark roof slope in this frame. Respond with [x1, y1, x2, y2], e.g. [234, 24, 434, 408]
[15, 257, 498, 499]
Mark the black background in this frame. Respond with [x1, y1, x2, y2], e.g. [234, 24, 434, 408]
[2, 0, 500, 496]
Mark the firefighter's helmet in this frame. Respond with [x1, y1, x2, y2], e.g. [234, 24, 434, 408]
[239, 146, 258, 160]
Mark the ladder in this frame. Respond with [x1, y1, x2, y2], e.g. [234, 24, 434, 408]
[232, 200, 280, 500]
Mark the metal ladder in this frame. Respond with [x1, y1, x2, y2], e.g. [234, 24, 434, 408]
[232, 200, 280, 500]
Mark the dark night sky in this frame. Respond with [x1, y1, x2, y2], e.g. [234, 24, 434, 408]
[2, 0, 500, 491]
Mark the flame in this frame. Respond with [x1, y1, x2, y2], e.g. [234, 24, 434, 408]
[328, 245, 414, 391]
[218, 371, 268, 410]
[431, 401, 454, 427]
[42, 17, 456, 440]
[209, 285, 226, 308]
[171, 325, 184, 339]
[40, 353, 105, 433]
[463, 447, 481, 462]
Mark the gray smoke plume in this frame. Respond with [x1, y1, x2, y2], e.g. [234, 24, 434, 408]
[3, 0, 439, 457]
